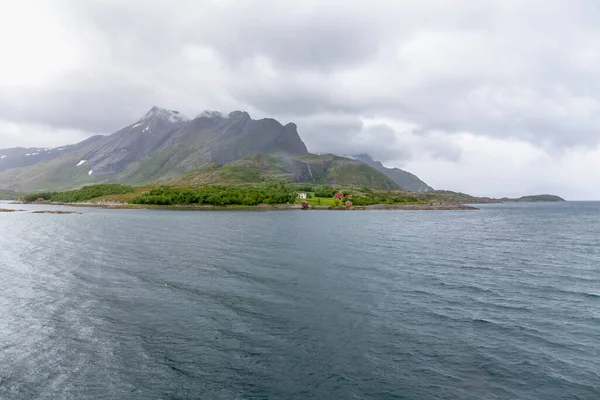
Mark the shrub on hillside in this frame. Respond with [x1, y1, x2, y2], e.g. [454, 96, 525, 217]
[130, 184, 297, 206]
[24, 184, 133, 203]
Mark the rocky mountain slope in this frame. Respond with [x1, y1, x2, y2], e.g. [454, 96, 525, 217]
[0, 135, 103, 172]
[352, 154, 433, 192]
[170, 153, 399, 189]
[0, 107, 429, 192]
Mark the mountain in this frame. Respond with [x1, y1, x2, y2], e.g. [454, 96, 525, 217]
[352, 154, 433, 192]
[0, 107, 426, 192]
[0, 107, 311, 191]
[0, 135, 103, 172]
[0, 189, 20, 200]
[56, 106, 308, 179]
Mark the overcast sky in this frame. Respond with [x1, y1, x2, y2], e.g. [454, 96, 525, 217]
[1, 0, 599, 199]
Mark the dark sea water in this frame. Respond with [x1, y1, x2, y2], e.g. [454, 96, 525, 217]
[0, 202, 599, 399]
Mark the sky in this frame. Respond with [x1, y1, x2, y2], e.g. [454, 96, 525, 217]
[1, 0, 600, 199]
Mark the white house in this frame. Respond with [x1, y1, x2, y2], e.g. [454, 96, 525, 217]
[298, 192, 307, 199]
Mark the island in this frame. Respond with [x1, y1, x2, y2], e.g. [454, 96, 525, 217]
[0, 108, 567, 212]
[8, 183, 570, 212]
[15, 183, 487, 211]
[501, 194, 566, 203]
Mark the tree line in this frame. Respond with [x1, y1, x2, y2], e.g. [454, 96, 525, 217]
[22, 184, 133, 203]
[130, 183, 297, 206]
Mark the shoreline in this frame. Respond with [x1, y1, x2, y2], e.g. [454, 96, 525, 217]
[9, 202, 480, 211]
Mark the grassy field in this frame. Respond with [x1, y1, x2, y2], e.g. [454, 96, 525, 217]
[296, 196, 338, 207]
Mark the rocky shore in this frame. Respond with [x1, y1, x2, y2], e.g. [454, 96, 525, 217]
[0, 208, 81, 214]
[31, 210, 82, 215]
[351, 204, 478, 210]
[10, 200, 478, 212]
[299, 204, 478, 211]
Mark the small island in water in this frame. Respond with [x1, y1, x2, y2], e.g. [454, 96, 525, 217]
[501, 194, 567, 203]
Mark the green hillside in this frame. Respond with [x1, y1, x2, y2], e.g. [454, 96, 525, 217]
[295, 154, 398, 188]
[0, 189, 21, 200]
[168, 153, 400, 189]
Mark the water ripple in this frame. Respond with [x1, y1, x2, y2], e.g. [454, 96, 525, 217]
[0, 202, 599, 399]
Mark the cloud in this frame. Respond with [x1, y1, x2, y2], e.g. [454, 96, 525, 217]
[1, 0, 600, 197]
[403, 135, 600, 200]
[0, 120, 90, 149]
[294, 114, 412, 162]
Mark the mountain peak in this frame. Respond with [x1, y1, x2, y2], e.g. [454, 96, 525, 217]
[142, 106, 189, 123]
[196, 110, 226, 119]
[228, 110, 251, 120]
[195, 110, 251, 121]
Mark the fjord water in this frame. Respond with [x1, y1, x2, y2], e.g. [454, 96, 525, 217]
[1, 203, 599, 399]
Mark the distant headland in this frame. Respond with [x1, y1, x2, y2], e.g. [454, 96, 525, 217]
[500, 194, 566, 203]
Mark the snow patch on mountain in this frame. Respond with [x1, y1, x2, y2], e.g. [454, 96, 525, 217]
[76, 160, 87, 167]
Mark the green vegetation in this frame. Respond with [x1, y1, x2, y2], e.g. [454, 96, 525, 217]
[129, 185, 425, 207]
[346, 193, 421, 206]
[20, 181, 498, 208]
[166, 153, 400, 189]
[314, 186, 337, 198]
[0, 189, 20, 200]
[130, 182, 297, 206]
[172, 154, 291, 185]
[23, 184, 134, 203]
[295, 154, 399, 189]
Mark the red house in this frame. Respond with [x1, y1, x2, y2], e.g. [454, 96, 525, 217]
[334, 191, 344, 200]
